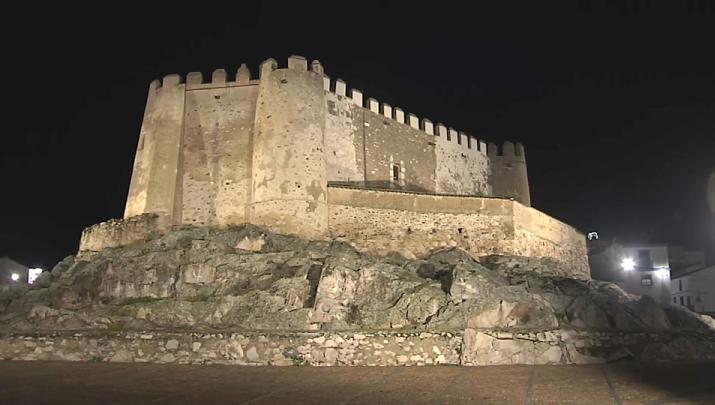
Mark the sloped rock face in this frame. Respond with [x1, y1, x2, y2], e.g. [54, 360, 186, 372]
[1, 224, 714, 365]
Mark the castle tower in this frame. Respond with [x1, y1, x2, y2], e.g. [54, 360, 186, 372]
[488, 141, 531, 206]
[248, 56, 329, 239]
[124, 75, 185, 223]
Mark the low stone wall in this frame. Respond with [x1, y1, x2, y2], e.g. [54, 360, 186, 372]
[327, 187, 589, 278]
[0, 330, 461, 366]
[3, 328, 712, 366]
[78, 214, 171, 254]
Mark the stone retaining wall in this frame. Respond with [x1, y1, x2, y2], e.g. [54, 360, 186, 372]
[328, 187, 589, 278]
[3, 328, 712, 366]
[78, 214, 170, 255]
[0, 331, 461, 366]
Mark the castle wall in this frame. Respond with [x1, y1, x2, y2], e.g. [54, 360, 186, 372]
[181, 76, 258, 226]
[512, 204, 590, 278]
[324, 91, 364, 184]
[489, 142, 531, 206]
[362, 106, 436, 192]
[327, 186, 588, 277]
[124, 59, 520, 233]
[434, 131, 491, 195]
[124, 75, 185, 222]
[322, 78, 491, 196]
[328, 186, 514, 260]
[249, 57, 329, 239]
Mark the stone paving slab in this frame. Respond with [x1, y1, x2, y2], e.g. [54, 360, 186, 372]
[0, 360, 713, 404]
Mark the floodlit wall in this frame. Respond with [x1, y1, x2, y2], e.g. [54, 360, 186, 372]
[248, 57, 328, 239]
[109, 56, 592, 274]
[124, 56, 529, 234]
[322, 78, 491, 195]
[327, 186, 588, 277]
[181, 67, 258, 226]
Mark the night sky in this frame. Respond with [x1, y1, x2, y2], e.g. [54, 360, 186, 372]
[2, 2, 714, 270]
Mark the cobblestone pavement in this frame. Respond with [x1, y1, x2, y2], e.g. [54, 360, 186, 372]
[0, 360, 713, 404]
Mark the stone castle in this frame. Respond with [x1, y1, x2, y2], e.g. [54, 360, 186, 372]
[81, 56, 589, 277]
[9, 56, 715, 369]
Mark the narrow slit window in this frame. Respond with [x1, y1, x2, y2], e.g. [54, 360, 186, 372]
[392, 164, 400, 182]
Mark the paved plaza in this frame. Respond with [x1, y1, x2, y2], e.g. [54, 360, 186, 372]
[0, 360, 713, 404]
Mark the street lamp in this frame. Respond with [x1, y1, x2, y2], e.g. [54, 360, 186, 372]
[621, 257, 636, 271]
[10, 273, 20, 282]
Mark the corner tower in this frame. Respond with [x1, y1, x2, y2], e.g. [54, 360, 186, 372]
[488, 141, 531, 206]
[248, 56, 329, 239]
[124, 75, 185, 223]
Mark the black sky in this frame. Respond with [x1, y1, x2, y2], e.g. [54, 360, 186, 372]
[1, 1, 714, 269]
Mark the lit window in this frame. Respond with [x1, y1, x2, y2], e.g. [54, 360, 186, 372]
[641, 274, 652, 287]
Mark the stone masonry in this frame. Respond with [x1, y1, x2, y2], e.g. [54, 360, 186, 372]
[81, 55, 587, 278]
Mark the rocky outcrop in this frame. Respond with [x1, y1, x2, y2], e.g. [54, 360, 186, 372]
[1, 224, 714, 365]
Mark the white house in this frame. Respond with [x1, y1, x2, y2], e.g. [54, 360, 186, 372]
[671, 265, 715, 315]
[615, 244, 673, 304]
[588, 240, 704, 305]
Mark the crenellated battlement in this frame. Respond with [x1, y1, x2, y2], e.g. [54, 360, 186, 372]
[322, 74, 494, 157]
[127, 55, 532, 233]
[487, 141, 526, 160]
[148, 57, 331, 93]
[147, 56, 512, 163]
[148, 64, 259, 93]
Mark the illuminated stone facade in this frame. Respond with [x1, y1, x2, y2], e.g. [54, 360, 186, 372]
[83, 56, 588, 277]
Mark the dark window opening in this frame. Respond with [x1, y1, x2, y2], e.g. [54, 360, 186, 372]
[638, 250, 652, 269]
[673, 297, 677, 304]
[392, 164, 400, 181]
[679, 279, 682, 291]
